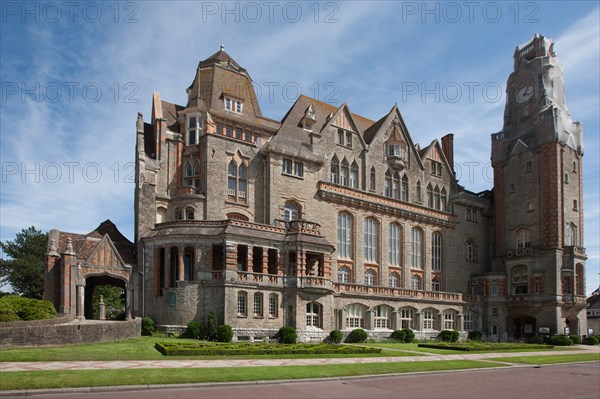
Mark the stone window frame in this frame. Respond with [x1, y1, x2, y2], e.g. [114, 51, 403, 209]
[346, 303, 365, 329]
[431, 231, 443, 271]
[374, 305, 392, 329]
[253, 292, 263, 317]
[268, 294, 278, 318]
[388, 223, 402, 266]
[237, 291, 248, 317]
[306, 302, 322, 329]
[363, 217, 379, 264]
[337, 212, 353, 260]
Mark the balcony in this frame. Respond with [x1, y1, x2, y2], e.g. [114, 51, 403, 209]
[563, 246, 586, 257]
[333, 282, 462, 302]
[506, 246, 532, 258]
[176, 186, 201, 196]
[275, 219, 322, 235]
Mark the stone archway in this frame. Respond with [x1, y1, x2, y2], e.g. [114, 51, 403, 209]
[83, 274, 128, 320]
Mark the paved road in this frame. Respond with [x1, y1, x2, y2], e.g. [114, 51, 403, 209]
[3, 362, 599, 399]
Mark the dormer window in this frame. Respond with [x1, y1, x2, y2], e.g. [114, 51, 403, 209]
[301, 105, 316, 131]
[387, 144, 406, 159]
[431, 160, 442, 177]
[186, 114, 202, 145]
[224, 97, 243, 114]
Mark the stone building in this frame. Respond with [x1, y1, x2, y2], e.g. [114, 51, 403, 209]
[45, 35, 588, 341]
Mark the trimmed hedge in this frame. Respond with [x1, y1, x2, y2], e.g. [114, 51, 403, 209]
[155, 341, 382, 356]
[549, 335, 573, 346]
[328, 329, 343, 344]
[346, 328, 368, 343]
[0, 295, 57, 321]
[438, 330, 459, 342]
[467, 331, 483, 341]
[390, 330, 406, 342]
[276, 326, 297, 344]
[583, 336, 599, 345]
[569, 335, 581, 345]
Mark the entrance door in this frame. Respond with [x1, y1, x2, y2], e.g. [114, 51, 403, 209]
[513, 317, 536, 340]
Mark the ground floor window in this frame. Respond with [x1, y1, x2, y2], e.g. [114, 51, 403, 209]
[253, 293, 263, 317]
[400, 308, 415, 329]
[306, 302, 321, 328]
[237, 291, 247, 316]
[464, 312, 474, 331]
[443, 310, 455, 330]
[346, 303, 365, 328]
[268, 294, 278, 317]
[374, 305, 391, 329]
[423, 309, 435, 330]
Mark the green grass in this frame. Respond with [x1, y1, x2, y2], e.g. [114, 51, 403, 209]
[0, 360, 502, 391]
[358, 342, 580, 355]
[0, 337, 412, 362]
[489, 353, 600, 364]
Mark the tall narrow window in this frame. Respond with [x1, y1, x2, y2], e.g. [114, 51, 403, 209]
[268, 294, 278, 317]
[237, 291, 247, 316]
[423, 309, 434, 329]
[238, 164, 247, 199]
[432, 277, 441, 291]
[411, 228, 423, 268]
[516, 228, 531, 248]
[370, 167, 376, 191]
[416, 180, 422, 203]
[337, 213, 352, 259]
[187, 115, 202, 145]
[392, 172, 400, 199]
[306, 302, 321, 328]
[565, 224, 576, 246]
[340, 159, 349, 186]
[427, 184, 433, 208]
[349, 162, 359, 189]
[364, 218, 378, 263]
[440, 188, 447, 211]
[401, 175, 409, 201]
[384, 171, 392, 197]
[227, 161, 237, 198]
[253, 293, 263, 317]
[227, 160, 246, 202]
[331, 156, 339, 184]
[388, 223, 401, 266]
[466, 240, 474, 261]
[434, 186, 440, 210]
[400, 307, 414, 329]
[389, 272, 400, 288]
[431, 232, 442, 271]
[411, 275, 421, 290]
[512, 265, 528, 295]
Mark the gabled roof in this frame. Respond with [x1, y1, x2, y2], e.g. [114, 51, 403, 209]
[49, 220, 135, 265]
[420, 139, 454, 177]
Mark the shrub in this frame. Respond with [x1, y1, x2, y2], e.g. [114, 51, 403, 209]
[328, 329, 343, 344]
[583, 336, 599, 345]
[390, 330, 406, 342]
[0, 301, 20, 322]
[206, 311, 218, 341]
[451, 330, 460, 342]
[141, 316, 155, 336]
[569, 335, 581, 345]
[183, 321, 203, 339]
[276, 326, 297, 344]
[468, 331, 483, 341]
[216, 324, 233, 342]
[402, 328, 415, 343]
[346, 328, 368, 343]
[438, 330, 458, 342]
[549, 335, 573, 346]
[0, 295, 56, 321]
[531, 335, 545, 344]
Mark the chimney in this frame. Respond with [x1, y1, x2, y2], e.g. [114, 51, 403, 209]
[441, 134, 454, 175]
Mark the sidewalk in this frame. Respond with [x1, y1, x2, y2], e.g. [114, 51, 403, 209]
[2, 345, 598, 372]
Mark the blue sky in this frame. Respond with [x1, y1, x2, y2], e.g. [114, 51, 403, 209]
[1, 1, 598, 294]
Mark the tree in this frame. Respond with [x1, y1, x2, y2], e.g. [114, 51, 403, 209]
[0, 227, 48, 299]
[92, 285, 125, 320]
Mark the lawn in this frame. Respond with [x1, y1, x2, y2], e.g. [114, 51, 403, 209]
[358, 342, 581, 355]
[0, 360, 503, 391]
[0, 337, 416, 362]
[488, 353, 600, 364]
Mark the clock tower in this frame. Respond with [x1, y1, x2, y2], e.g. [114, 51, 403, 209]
[491, 34, 587, 338]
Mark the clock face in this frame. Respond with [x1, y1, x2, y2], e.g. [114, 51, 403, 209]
[516, 85, 534, 103]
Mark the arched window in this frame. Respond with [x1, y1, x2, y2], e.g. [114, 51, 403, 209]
[516, 228, 531, 248]
[411, 275, 421, 290]
[374, 305, 391, 329]
[185, 207, 195, 220]
[237, 291, 247, 316]
[337, 213, 352, 259]
[440, 188, 447, 211]
[432, 277, 441, 292]
[184, 246, 194, 281]
[434, 186, 440, 210]
[384, 170, 392, 197]
[388, 223, 401, 266]
[238, 164, 247, 200]
[306, 302, 322, 328]
[427, 184, 433, 208]
[156, 207, 167, 223]
[565, 224, 577, 246]
[350, 161, 359, 189]
[575, 263, 584, 295]
[227, 212, 249, 221]
[185, 162, 193, 178]
[432, 232, 442, 271]
[364, 218, 378, 263]
[284, 202, 300, 221]
[401, 174, 409, 201]
[411, 227, 423, 268]
[331, 156, 339, 184]
[370, 166, 376, 191]
[511, 265, 528, 295]
[389, 272, 400, 288]
[176, 209, 183, 220]
[416, 180, 422, 203]
[364, 269, 376, 286]
[227, 161, 237, 197]
[340, 159, 349, 186]
[392, 172, 400, 199]
[346, 304, 365, 328]
[338, 266, 350, 283]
